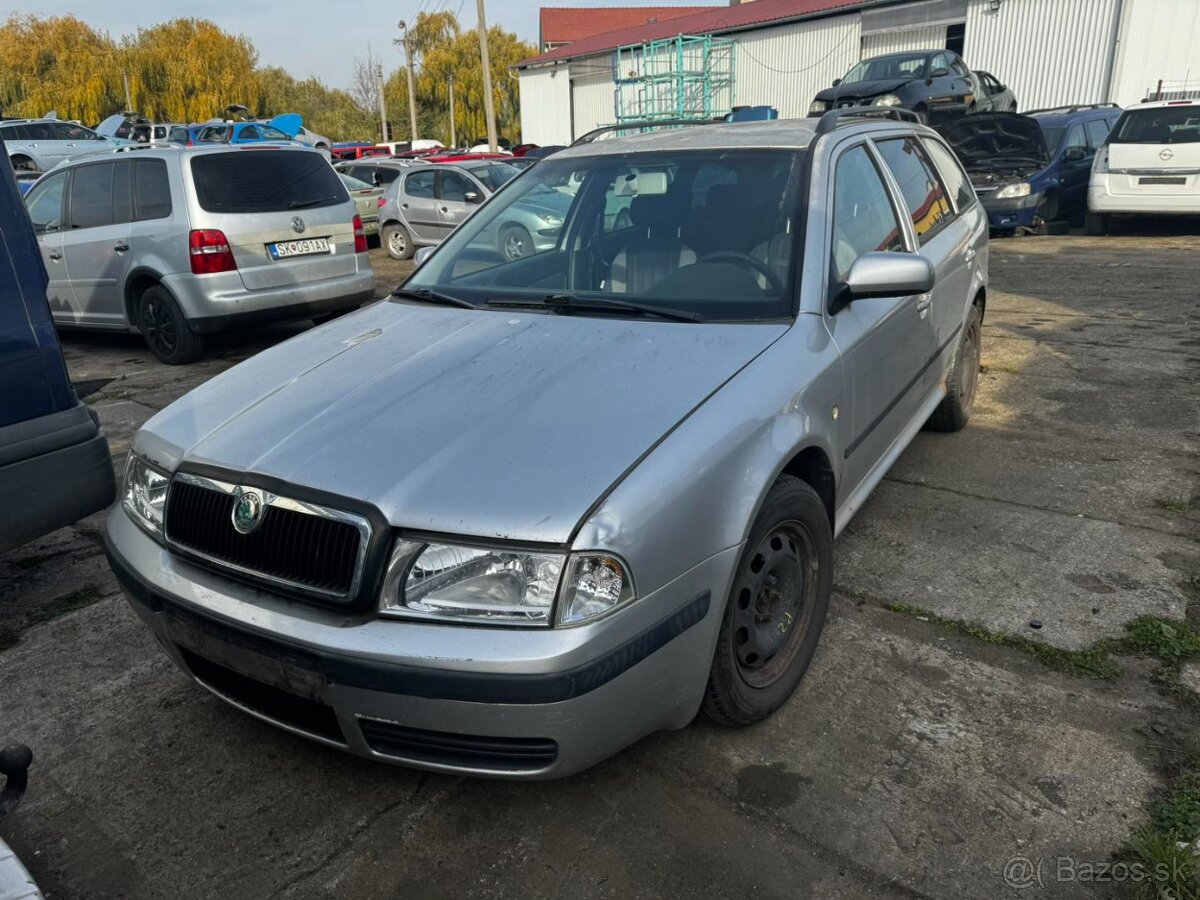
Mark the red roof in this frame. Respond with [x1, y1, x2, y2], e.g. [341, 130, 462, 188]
[522, 0, 868, 67]
[540, 7, 718, 47]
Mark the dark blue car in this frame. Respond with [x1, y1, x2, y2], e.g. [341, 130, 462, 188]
[941, 104, 1122, 233]
[0, 145, 115, 552]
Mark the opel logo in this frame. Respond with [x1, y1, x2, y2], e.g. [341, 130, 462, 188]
[290, 216, 306, 234]
[231, 487, 267, 535]
[1160, 148, 1175, 161]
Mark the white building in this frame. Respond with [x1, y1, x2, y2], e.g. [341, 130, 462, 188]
[515, 0, 1200, 145]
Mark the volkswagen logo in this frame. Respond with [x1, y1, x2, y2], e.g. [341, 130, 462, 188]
[290, 216, 306, 234]
[1160, 148, 1175, 161]
[231, 487, 267, 535]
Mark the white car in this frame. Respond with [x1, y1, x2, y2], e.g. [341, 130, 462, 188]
[1087, 98, 1200, 234]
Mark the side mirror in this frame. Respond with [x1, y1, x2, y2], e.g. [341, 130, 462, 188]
[465, 191, 482, 204]
[1064, 146, 1087, 162]
[832, 78, 842, 87]
[838, 253, 935, 307]
[414, 246, 435, 268]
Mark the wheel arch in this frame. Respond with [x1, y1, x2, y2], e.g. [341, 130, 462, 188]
[124, 267, 168, 327]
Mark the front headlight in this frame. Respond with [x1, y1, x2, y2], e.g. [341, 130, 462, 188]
[381, 541, 635, 626]
[122, 454, 169, 538]
[995, 181, 1032, 199]
[536, 212, 563, 227]
[808, 99, 828, 115]
[872, 94, 903, 107]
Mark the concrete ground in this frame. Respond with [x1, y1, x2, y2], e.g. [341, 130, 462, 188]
[1, 228, 1198, 899]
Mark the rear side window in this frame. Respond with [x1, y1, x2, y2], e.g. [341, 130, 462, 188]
[875, 137, 953, 245]
[921, 138, 975, 212]
[374, 168, 401, 185]
[405, 170, 436, 198]
[831, 145, 905, 282]
[1111, 107, 1200, 144]
[25, 123, 58, 140]
[134, 159, 172, 220]
[1085, 119, 1111, 148]
[190, 151, 346, 213]
[69, 162, 115, 229]
[169, 126, 189, 143]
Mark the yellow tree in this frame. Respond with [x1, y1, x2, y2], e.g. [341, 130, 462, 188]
[0, 15, 123, 123]
[127, 19, 260, 122]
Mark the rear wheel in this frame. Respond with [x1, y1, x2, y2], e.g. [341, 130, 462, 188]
[1036, 191, 1059, 226]
[1085, 211, 1109, 236]
[137, 285, 203, 365]
[927, 302, 982, 432]
[702, 476, 833, 727]
[383, 223, 414, 260]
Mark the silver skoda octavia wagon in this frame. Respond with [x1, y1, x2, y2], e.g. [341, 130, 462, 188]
[105, 111, 988, 778]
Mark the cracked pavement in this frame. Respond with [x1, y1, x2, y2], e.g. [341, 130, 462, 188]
[1, 231, 1198, 899]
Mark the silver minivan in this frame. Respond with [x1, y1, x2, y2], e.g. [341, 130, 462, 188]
[23, 146, 376, 363]
[106, 112, 987, 777]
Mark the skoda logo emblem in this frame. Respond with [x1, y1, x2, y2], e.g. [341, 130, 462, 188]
[1160, 148, 1174, 161]
[290, 216, 306, 234]
[231, 487, 267, 535]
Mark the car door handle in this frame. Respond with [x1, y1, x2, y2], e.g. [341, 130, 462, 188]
[964, 247, 977, 264]
[113, 243, 130, 252]
[916, 296, 931, 318]
[401, 203, 409, 209]
[48, 250, 62, 261]
[440, 206, 448, 213]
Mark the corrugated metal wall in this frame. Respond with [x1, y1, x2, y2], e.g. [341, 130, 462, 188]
[735, 14, 863, 119]
[861, 25, 948, 58]
[569, 62, 617, 139]
[518, 67, 573, 146]
[1110, 0, 1200, 105]
[963, 0, 1120, 110]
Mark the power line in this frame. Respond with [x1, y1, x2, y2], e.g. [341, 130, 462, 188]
[735, 26, 858, 76]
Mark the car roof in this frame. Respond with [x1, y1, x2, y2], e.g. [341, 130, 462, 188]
[552, 119, 823, 160]
[48, 144, 318, 168]
[1125, 98, 1200, 110]
[1026, 105, 1121, 124]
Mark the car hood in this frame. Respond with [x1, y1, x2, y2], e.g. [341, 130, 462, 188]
[138, 301, 788, 544]
[816, 78, 912, 101]
[939, 113, 1050, 172]
[269, 113, 302, 139]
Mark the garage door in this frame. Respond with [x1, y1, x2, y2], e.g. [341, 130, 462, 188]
[859, 0, 966, 58]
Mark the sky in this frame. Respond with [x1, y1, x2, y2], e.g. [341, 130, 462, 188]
[15, 0, 718, 89]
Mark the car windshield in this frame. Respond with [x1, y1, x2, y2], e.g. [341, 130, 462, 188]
[339, 173, 373, 191]
[464, 162, 521, 191]
[1110, 106, 1200, 144]
[841, 53, 926, 85]
[405, 149, 803, 322]
[1038, 123, 1066, 153]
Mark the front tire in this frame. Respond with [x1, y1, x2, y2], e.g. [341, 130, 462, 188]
[137, 285, 203, 365]
[499, 224, 534, 261]
[383, 223, 414, 260]
[927, 302, 982, 432]
[702, 475, 833, 727]
[9, 155, 36, 173]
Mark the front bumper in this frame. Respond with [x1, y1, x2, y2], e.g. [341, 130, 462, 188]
[104, 506, 734, 778]
[979, 192, 1042, 231]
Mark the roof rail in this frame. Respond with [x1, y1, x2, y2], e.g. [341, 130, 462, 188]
[1024, 103, 1120, 115]
[571, 118, 719, 146]
[813, 107, 920, 135]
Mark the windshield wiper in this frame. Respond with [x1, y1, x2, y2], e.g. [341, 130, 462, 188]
[288, 196, 338, 209]
[486, 293, 703, 323]
[392, 287, 479, 309]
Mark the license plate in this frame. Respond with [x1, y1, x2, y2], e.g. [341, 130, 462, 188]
[1139, 176, 1186, 185]
[268, 237, 331, 259]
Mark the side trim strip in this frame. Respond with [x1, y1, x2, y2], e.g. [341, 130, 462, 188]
[844, 322, 962, 460]
[106, 539, 711, 705]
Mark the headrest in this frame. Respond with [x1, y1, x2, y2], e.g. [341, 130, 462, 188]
[630, 193, 676, 228]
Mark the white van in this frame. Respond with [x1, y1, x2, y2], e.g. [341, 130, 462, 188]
[1087, 98, 1200, 234]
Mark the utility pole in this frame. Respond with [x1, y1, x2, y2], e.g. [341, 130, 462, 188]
[397, 21, 419, 142]
[122, 71, 132, 111]
[475, 0, 499, 151]
[376, 64, 388, 143]
[447, 76, 457, 148]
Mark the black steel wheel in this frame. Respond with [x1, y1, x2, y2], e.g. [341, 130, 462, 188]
[702, 475, 833, 726]
[137, 285, 203, 365]
[927, 301, 982, 432]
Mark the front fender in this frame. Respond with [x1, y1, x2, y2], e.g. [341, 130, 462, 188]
[572, 315, 842, 601]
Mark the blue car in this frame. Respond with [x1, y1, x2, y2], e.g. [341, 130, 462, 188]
[0, 138, 115, 552]
[193, 119, 301, 147]
[941, 104, 1122, 233]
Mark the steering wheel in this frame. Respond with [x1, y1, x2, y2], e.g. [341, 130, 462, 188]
[696, 251, 786, 295]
